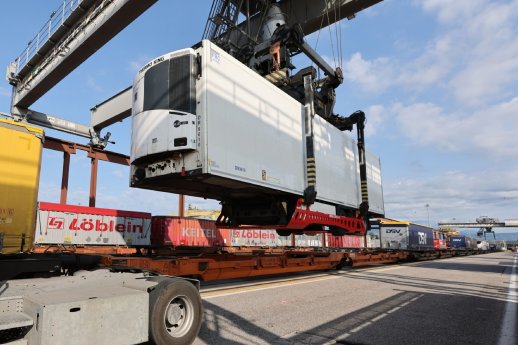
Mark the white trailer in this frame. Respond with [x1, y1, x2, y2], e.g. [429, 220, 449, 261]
[130, 40, 384, 230]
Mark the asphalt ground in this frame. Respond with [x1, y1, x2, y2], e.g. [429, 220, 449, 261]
[194, 251, 518, 345]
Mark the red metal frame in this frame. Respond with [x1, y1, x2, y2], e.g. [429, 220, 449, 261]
[216, 199, 366, 235]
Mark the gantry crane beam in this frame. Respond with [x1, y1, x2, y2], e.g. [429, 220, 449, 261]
[8, 0, 157, 111]
[438, 220, 518, 228]
[213, 0, 382, 48]
[279, 0, 383, 36]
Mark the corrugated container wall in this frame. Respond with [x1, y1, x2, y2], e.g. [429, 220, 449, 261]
[35, 202, 151, 246]
[407, 224, 434, 251]
[0, 119, 43, 253]
[151, 216, 230, 246]
[326, 234, 364, 248]
[379, 222, 434, 251]
[449, 235, 477, 250]
[230, 229, 279, 246]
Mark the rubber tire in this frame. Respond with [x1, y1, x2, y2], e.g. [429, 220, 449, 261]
[149, 280, 203, 345]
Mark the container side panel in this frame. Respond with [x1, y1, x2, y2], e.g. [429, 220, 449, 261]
[326, 234, 364, 248]
[365, 150, 384, 215]
[313, 116, 359, 208]
[204, 41, 305, 195]
[151, 216, 230, 246]
[35, 205, 152, 246]
[230, 229, 279, 246]
[0, 119, 43, 253]
[380, 225, 409, 250]
[408, 225, 434, 250]
[449, 235, 467, 249]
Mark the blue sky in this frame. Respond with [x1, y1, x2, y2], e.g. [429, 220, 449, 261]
[1, 0, 517, 232]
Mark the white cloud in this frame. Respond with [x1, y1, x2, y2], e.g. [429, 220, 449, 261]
[392, 96, 518, 156]
[347, 0, 518, 107]
[384, 168, 518, 225]
[344, 53, 394, 94]
[417, 0, 488, 24]
[111, 168, 125, 178]
[365, 104, 385, 137]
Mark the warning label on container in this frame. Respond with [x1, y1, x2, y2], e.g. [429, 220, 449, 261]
[0, 217, 12, 224]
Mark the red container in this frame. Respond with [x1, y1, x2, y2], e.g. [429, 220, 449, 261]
[151, 216, 230, 246]
[326, 234, 364, 248]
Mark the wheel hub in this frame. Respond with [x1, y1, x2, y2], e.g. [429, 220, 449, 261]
[166, 303, 184, 325]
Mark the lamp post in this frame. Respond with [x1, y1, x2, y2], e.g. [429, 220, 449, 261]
[425, 204, 430, 226]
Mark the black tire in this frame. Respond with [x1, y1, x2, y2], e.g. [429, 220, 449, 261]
[149, 280, 203, 345]
[276, 229, 292, 237]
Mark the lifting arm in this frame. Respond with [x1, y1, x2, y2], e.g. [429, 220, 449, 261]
[341, 111, 370, 227]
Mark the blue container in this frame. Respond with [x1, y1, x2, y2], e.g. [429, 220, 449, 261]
[408, 224, 434, 251]
[449, 235, 467, 249]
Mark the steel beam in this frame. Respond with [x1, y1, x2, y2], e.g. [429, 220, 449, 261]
[225, 0, 382, 47]
[280, 0, 383, 36]
[178, 194, 185, 218]
[438, 222, 506, 228]
[89, 157, 99, 207]
[14, 109, 92, 138]
[43, 136, 129, 166]
[11, 0, 157, 109]
[60, 152, 71, 204]
[90, 86, 132, 130]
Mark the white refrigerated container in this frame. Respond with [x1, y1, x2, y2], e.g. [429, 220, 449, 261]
[131, 40, 384, 216]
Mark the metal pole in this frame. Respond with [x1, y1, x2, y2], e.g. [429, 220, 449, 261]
[178, 194, 185, 217]
[60, 151, 70, 204]
[426, 204, 430, 226]
[89, 157, 98, 207]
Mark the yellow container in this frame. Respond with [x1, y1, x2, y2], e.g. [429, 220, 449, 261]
[0, 119, 44, 253]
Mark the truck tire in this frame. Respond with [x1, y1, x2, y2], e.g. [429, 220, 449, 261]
[149, 280, 203, 345]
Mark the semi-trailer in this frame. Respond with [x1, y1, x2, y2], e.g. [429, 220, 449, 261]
[129, 40, 385, 235]
[0, 119, 43, 254]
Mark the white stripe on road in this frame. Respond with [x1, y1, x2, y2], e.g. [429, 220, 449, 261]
[498, 253, 517, 345]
